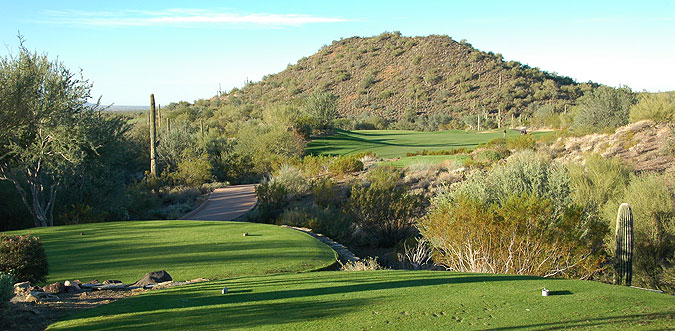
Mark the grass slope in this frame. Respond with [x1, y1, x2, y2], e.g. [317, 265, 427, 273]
[8, 221, 336, 284]
[49, 270, 675, 330]
[307, 129, 530, 159]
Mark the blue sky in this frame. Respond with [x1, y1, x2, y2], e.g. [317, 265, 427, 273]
[1, 1, 673, 105]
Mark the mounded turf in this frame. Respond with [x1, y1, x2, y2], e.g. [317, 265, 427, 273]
[48, 270, 675, 330]
[306, 129, 528, 159]
[8, 221, 336, 284]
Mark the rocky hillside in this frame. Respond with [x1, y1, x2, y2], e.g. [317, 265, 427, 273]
[548, 120, 675, 172]
[219, 32, 595, 120]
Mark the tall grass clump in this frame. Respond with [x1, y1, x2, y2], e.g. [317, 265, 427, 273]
[420, 152, 607, 278]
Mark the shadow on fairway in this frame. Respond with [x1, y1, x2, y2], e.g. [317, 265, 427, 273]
[483, 312, 675, 330]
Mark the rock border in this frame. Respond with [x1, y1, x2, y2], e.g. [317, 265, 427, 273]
[280, 225, 361, 264]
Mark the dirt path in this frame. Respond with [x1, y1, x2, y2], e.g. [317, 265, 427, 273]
[180, 184, 257, 221]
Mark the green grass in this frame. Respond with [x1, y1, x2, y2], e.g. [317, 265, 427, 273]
[7, 221, 336, 284]
[48, 270, 675, 330]
[306, 129, 531, 159]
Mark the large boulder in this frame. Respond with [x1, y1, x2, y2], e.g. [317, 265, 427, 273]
[133, 270, 173, 287]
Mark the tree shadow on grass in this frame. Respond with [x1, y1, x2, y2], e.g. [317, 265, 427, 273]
[63, 272, 541, 318]
[54, 297, 378, 331]
[483, 312, 675, 330]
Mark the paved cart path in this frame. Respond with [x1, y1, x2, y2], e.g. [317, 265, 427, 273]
[180, 184, 257, 221]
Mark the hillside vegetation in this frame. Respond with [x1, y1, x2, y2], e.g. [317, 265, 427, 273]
[222, 32, 593, 121]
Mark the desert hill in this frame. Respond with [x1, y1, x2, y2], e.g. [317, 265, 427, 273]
[219, 32, 596, 120]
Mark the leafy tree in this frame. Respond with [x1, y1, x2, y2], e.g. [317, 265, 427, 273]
[573, 86, 636, 130]
[0, 40, 101, 227]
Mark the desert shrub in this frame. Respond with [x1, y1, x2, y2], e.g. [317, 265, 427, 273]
[276, 205, 352, 242]
[312, 177, 342, 208]
[630, 92, 675, 123]
[406, 148, 468, 156]
[253, 179, 289, 223]
[573, 86, 636, 131]
[450, 151, 572, 217]
[273, 164, 308, 197]
[0, 272, 13, 306]
[568, 154, 631, 208]
[421, 152, 607, 278]
[395, 238, 434, 270]
[303, 91, 338, 130]
[473, 148, 510, 164]
[507, 134, 536, 150]
[172, 155, 213, 187]
[602, 173, 675, 292]
[328, 156, 364, 176]
[341, 257, 381, 271]
[349, 166, 425, 247]
[0, 235, 49, 283]
[420, 192, 605, 278]
[300, 155, 330, 177]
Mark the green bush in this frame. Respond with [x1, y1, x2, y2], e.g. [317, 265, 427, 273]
[629, 92, 675, 123]
[328, 156, 364, 176]
[0, 235, 49, 284]
[349, 166, 425, 247]
[0, 272, 13, 306]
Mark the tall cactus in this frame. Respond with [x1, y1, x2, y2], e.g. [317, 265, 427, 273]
[614, 203, 634, 286]
[149, 94, 158, 176]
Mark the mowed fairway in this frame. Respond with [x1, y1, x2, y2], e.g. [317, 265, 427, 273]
[8, 221, 336, 284]
[306, 129, 531, 159]
[49, 270, 675, 330]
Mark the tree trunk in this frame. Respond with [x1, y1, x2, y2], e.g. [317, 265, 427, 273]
[149, 94, 158, 176]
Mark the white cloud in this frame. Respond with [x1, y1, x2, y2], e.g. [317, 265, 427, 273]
[40, 8, 350, 27]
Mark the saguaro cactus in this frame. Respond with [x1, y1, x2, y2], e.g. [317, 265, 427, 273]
[614, 203, 634, 286]
[149, 94, 158, 176]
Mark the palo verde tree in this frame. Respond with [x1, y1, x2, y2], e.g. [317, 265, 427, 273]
[0, 39, 100, 227]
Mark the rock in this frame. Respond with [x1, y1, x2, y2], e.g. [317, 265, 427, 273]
[243, 232, 249, 236]
[85, 280, 100, 285]
[133, 270, 172, 287]
[64, 280, 82, 287]
[66, 283, 81, 293]
[25, 294, 40, 303]
[95, 283, 127, 291]
[14, 281, 31, 295]
[44, 282, 66, 294]
[103, 280, 122, 285]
